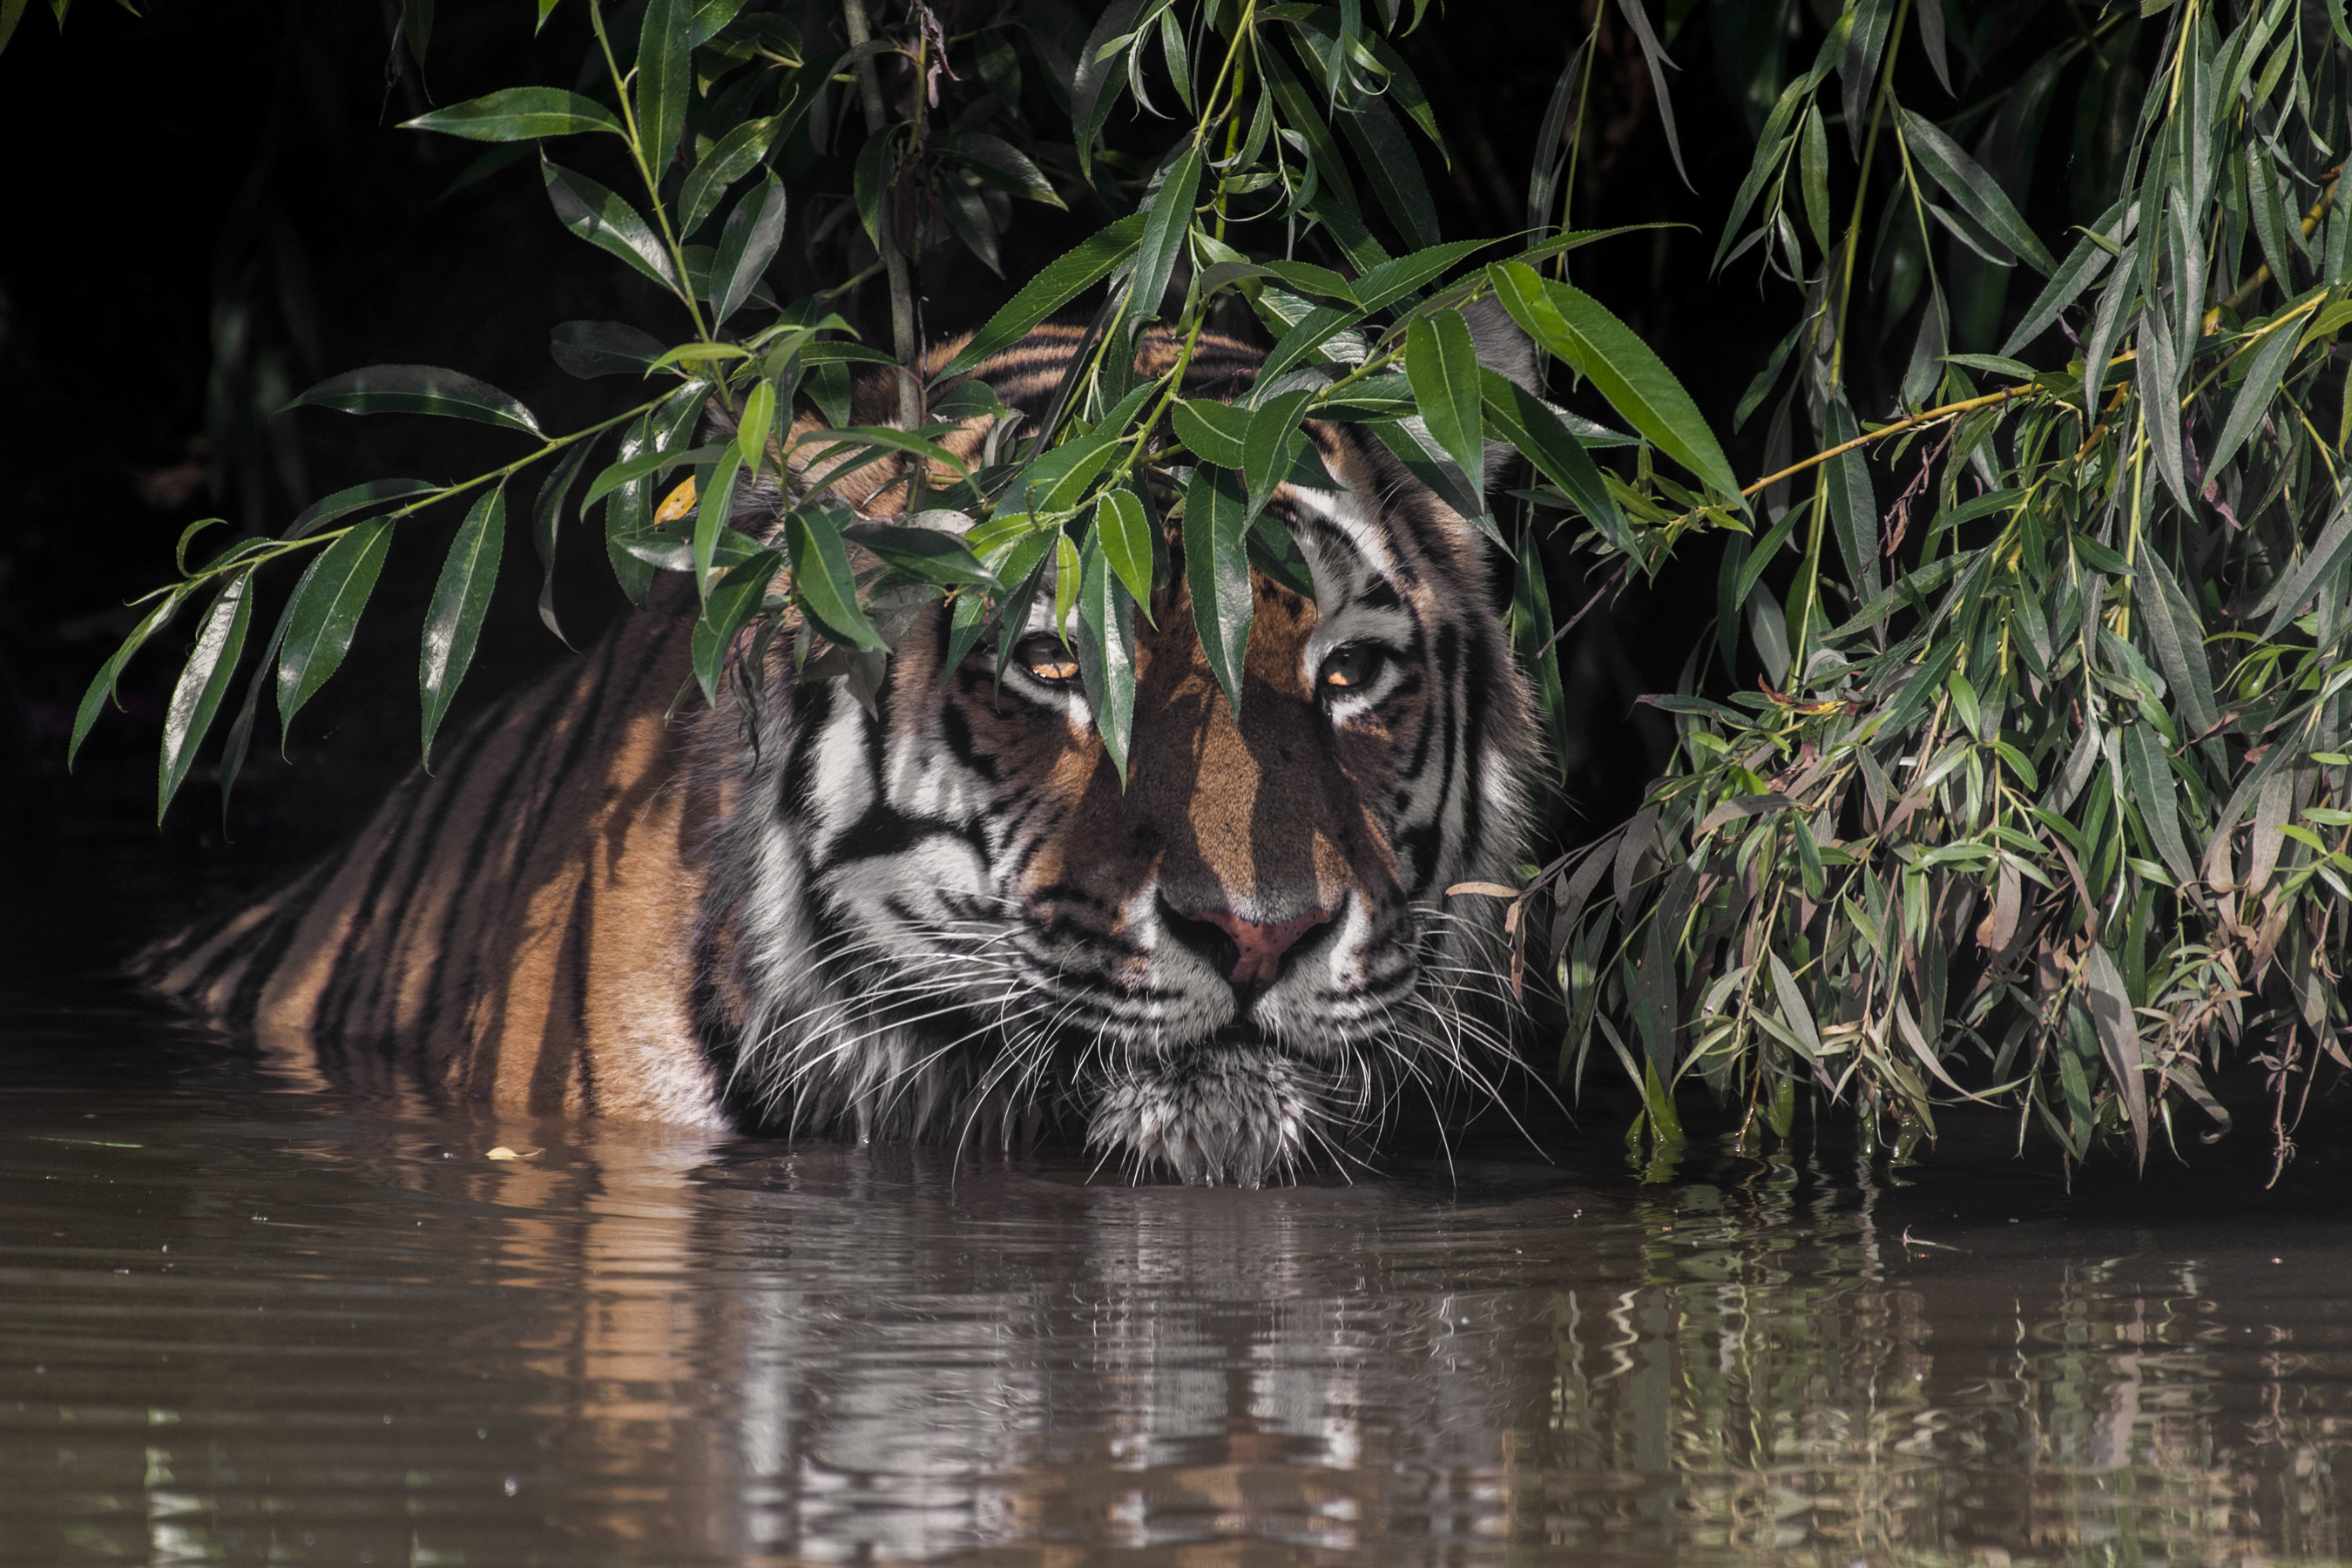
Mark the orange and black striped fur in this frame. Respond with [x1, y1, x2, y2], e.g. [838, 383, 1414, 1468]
[142, 318, 1540, 1185]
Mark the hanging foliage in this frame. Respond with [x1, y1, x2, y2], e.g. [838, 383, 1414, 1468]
[49, 0, 2352, 1174]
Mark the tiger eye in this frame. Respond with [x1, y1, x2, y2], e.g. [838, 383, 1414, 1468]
[1317, 644, 1383, 691]
[1015, 633, 1082, 685]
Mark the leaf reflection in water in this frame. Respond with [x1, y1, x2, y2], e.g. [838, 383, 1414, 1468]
[1, 1016, 2349, 1565]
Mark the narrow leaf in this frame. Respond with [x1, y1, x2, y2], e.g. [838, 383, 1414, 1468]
[419, 487, 507, 761]
[1131, 143, 1203, 326]
[1898, 107, 2056, 273]
[531, 439, 592, 645]
[2123, 719, 2196, 886]
[70, 593, 182, 769]
[402, 88, 622, 141]
[1075, 537, 1139, 781]
[935, 213, 1147, 380]
[1182, 464, 1253, 708]
[2081, 943, 2150, 1166]
[1488, 262, 1738, 495]
[1404, 309, 1485, 496]
[277, 517, 394, 740]
[634, 0, 693, 179]
[286, 477, 438, 540]
[549, 319, 666, 379]
[1095, 488, 1156, 617]
[158, 574, 252, 821]
[1479, 369, 1628, 550]
[712, 170, 787, 328]
[787, 506, 889, 651]
[288, 366, 541, 436]
[542, 153, 680, 294]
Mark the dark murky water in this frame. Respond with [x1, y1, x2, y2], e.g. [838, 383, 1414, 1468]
[9, 994, 2352, 1566]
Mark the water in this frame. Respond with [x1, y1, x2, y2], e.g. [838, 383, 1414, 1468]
[8, 990, 2352, 1565]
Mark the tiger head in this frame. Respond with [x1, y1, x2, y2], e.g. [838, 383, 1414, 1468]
[697, 321, 1539, 1186]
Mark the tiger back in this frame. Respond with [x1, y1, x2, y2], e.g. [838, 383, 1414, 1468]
[142, 318, 1540, 1186]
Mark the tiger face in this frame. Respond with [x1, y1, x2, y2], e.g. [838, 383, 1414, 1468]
[700, 412, 1538, 1186]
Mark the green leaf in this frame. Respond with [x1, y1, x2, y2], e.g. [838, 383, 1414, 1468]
[2123, 718, 2197, 886]
[2133, 550, 2220, 745]
[286, 478, 438, 540]
[693, 449, 746, 598]
[1799, 105, 1831, 253]
[1254, 304, 1369, 389]
[2135, 308, 2191, 512]
[2000, 200, 2123, 355]
[935, 132, 1065, 207]
[711, 170, 787, 328]
[1479, 369, 1629, 551]
[934, 213, 1146, 381]
[1820, 395, 1882, 600]
[843, 522, 1000, 588]
[1171, 398, 1248, 468]
[1094, 488, 1156, 619]
[1487, 262, 1739, 496]
[419, 486, 506, 763]
[531, 439, 593, 645]
[1051, 532, 1082, 639]
[738, 378, 776, 478]
[853, 122, 894, 248]
[1404, 309, 1485, 496]
[693, 547, 783, 705]
[1132, 142, 1204, 325]
[1896, 107, 2057, 274]
[1351, 237, 1493, 314]
[2249, 499, 2352, 639]
[1241, 389, 1315, 520]
[1071, 0, 1144, 181]
[582, 443, 731, 510]
[787, 506, 889, 651]
[550, 319, 666, 379]
[157, 574, 252, 821]
[1075, 536, 1139, 781]
[402, 87, 623, 141]
[1338, 91, 1441, 252]
[2208, 319, 2302, 472]
[1841, 0, 1895, 157]
[288, 365, 542, 437]
[276, 517, 394, 742]
[542, 153, 681, 294]
[70, 592, 183, 770]
[791, 424, 972, 482]
[634, 0, 693, 179]
[679, 113, 780, 235]
[2080, 942, 2149, 1166]
[1183, 465, 1254, 708]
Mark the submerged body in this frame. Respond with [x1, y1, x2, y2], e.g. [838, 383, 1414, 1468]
[144, 323, 1540, 1184]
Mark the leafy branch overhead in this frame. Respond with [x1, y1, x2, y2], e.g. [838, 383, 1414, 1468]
[58, 0, 2352, 1177]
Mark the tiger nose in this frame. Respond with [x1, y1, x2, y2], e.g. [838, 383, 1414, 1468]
[1159, 900, 1334, 990]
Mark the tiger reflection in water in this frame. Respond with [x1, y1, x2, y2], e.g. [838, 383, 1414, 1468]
[143, 311, 1541, 1186]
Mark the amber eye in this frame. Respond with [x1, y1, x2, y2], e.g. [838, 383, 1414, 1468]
[1317, 643, 1384, 692]
[1016, 632, 1083, 685]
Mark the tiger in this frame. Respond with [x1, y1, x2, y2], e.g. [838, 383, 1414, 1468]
[139, 311, 1542, 1186]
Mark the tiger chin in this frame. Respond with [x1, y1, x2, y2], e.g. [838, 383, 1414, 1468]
[139, 314, 1542, 1188]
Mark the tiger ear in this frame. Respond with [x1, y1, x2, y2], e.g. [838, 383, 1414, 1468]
[1463, 299, 1538, 489]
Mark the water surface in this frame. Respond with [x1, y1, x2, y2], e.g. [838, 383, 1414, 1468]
[6, 993, 2352, 1566]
